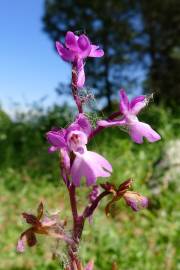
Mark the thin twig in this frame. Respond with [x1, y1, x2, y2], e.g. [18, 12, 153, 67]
[83, 191, 110, 218]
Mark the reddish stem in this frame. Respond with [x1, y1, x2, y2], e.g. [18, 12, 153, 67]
[69, 184, 78, 221]
[68, 184, 85, 243]
[67, 184, 81, 269]
[67, 62, 120, 269]
[72, 64, 83, 113]
[66, 62, 85, 269]
[83, 191, 110, 218]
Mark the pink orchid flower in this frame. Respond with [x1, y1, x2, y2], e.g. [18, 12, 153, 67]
[46, 114, 112, 186]
[56, 31, 104, 88]
[98, 89, 161, 144]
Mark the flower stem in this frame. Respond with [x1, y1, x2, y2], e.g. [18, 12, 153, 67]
[66, 63, 85, 269]
[83, 191, 110, 218]
[67, 184, 84, 269]
[72, 64, 83, 113]
[69, 184, 78, 221]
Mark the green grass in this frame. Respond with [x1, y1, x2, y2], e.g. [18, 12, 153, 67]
[0, 105, 179, 269]
[0, 144, 179, 269]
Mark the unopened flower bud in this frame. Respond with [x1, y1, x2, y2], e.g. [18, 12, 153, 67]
[123, 191, 148, 211]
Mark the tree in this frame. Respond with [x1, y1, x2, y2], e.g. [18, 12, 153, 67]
[42, 0, 180, 107]
[42, 0, 134, 110]
[134, 0, 180, 105]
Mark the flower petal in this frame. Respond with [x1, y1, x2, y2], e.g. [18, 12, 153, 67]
[70, 154, 93, 186]
[65, 31, 78, 51]
[75, 113, 92, 136]
[119, 89, 130, 114]
[129, 121, 161, 144]
[26, 229, 37, 247]
[56, 41, 75, 62]
[130, 95, 147, 115]
[70, 151, 112, 186]
[46, 130, 67, 149]
[17, 238, 25, 253]
[77, 34, 91, 58]
[17, 228, 37, 252]
[89, 45, 104, 57]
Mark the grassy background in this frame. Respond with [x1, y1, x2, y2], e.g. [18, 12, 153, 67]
[0, 104, 179, 270]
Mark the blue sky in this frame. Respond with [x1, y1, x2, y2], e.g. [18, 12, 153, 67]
[0, 0, 145, 115]
[0, 0, 70, 113]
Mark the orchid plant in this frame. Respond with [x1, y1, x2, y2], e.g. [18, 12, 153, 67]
[17, 31, 161, 270]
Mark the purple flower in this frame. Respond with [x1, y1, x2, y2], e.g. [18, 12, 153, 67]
[56, 31, 104, 88]
[46, 114, 112, 186]
[123, 191, 148, 211]
[70, 145, 112, 186]
[98, 89, 161, 144]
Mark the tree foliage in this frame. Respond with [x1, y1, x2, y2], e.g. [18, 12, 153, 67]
[42, 0, 180, 107]
[134, 1, 180, 105]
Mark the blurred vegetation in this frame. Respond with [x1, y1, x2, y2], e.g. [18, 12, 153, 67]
[0, 102, 179, 270]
